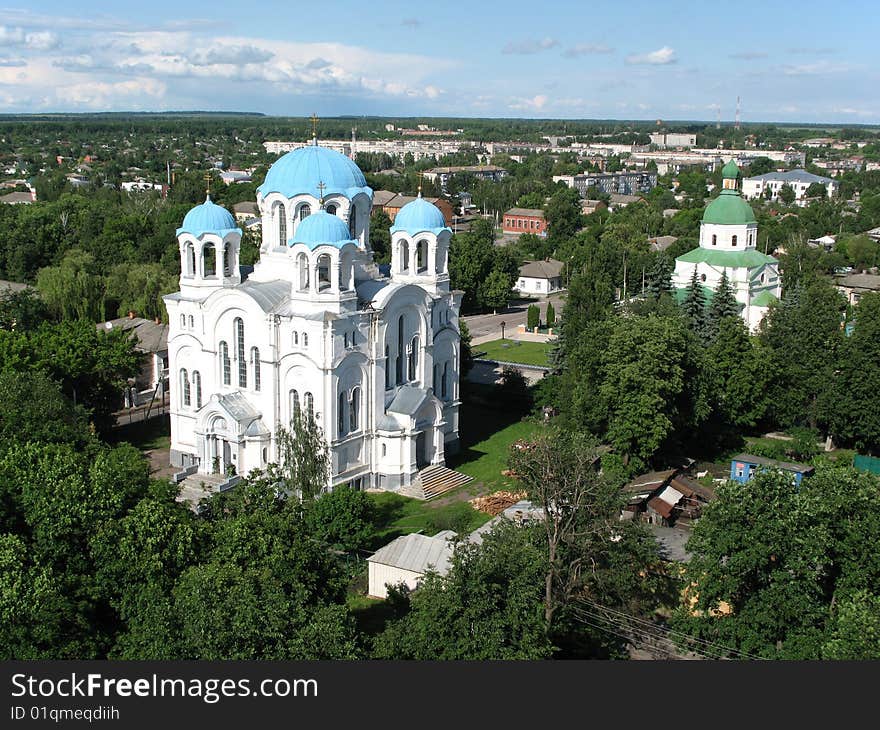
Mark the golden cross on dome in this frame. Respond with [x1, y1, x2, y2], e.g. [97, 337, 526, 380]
[416, 170, 424, 196]
[316, 180, 326, 204]
[310, 113, 319, 139]
[204, 171, 212, 197]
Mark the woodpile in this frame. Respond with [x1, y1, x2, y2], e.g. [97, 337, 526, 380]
[469, 490, 527, 516]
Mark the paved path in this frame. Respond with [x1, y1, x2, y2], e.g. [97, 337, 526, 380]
[462, 294, 566, 342]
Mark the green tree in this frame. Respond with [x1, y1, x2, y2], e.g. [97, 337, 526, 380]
[646, 254, 674, 301]
[680, 267, 708, 341]
[545, 301, 556, 328]
[822, 591, 880, 660]
[303, 484, 375, 552]
[35, 249, 105, 322]
[706, 271, 740, 337]
[544, 186, 583, 243]
[0, 372, 92, 449]
[527, 303, 540, 329]
[0, 289, 50, 331]
[482, 268, 511, 314]
[778, 183, 796, 205]
[369, 210, 392, 264]
[805, 182, 829, 199]
[273, 416, 331, 503]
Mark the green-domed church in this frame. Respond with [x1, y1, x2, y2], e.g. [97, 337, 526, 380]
[672, 160, 780, 331]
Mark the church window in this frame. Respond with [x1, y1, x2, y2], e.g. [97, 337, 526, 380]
[180, 368, 190, 407]
[317, 254, 331, 291]
[711, 234, 717, 246]
[189, 315, 194, 328]
[344, 333, 349, 349]
[338, 391, 347, 438]
[350, 387, 360, 432]
[290, 389, 301, 423]
[203, 244, 217, 277]
[180, 314, 186, 328]
[235, 318, 246, 387]
[326, 203, 337, 215]
[193, 371, 202, 409]
[298, 204, 311, 222]
[251, 347, 260, 391]
[396, 316, 405, 384]
[273, 202, 287, 246]
[349, 205, 357, 239]
[408, 335, 419, 381]
[701, 273, 707, 282]
[302, 332, 309, 347]
[186, 243, 196, 277]
[416, 240, 428, 273]
[385, 346, 391, 389]
[293, 331, 299, 346]
[223, 243, 232, 277]
[434, 363, 440, 393]
[441, 362, 448, 400]
[400, 241, 409, 273]
[732, 235, 738, 247]
[381, 443, 387, 457]
[297, 252, 309, 291]
[219, 341, 230, 385]
[304, 392, 314, 421]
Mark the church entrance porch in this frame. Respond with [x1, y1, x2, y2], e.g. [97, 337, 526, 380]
[416, 431, 429, 469]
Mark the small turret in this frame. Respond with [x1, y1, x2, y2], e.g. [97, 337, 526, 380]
[176, 195, 242, 296]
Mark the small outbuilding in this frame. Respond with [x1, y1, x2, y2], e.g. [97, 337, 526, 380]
[367, 530, 456, 598]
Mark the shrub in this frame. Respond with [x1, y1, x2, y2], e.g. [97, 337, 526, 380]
[527, 304, 540, 329]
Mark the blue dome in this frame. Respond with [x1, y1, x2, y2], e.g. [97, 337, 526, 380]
[290, 211, 357, 250]
[390, 196, 450, 235]
[176, 196, 239, 237]
[259, 144, 372, 200]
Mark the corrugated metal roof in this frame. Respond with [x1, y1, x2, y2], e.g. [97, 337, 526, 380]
[731, 453, 814, 474]
[387, 384, 430, 415]
[217, 391, 260, 424]
[657, 485, 684, 507]
[367, 532, 454, 574]
[236, 279, 290, 313]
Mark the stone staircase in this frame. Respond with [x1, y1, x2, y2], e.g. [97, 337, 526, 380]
[176, 472, 228, 508]
[398, 465, 474, 501]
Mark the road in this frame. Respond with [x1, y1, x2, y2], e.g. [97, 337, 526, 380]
[461, 293, 566, 342]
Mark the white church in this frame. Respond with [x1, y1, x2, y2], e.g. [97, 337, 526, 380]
[672, 160, 781, 331]
[163, 140, 462, 493]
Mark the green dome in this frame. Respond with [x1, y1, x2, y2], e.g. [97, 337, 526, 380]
[722, 159, 740, 179]
[702, 189, 757, 225]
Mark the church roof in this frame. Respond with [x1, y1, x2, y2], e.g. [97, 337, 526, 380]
[258, 143, 372, 201]
[176, 196, 240, 237]
[677, 247, 776, 269]
[722, 159, 740, 179]
[390, 195, 450, 235]
[235, 279, 291, 312]
[751, 290, 779, 307]
[289, 210, 357, 250]
[215, 391, 260, 424]
[387, 384, 431, 415]
[702, 189, 758, 225]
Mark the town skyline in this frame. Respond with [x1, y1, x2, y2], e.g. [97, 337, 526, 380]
[1, 1, 877, 124]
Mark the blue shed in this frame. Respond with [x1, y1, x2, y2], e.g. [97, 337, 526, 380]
[730, 453, 815, 487]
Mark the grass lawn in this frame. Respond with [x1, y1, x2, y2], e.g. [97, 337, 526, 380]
[474, 338, 552, 367]
[367, 492, 491, 548]
[108, 415, 171, 451]
[449, 417, 541, 492]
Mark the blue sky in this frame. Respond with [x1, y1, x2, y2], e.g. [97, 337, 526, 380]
[0, 1, 876, 123]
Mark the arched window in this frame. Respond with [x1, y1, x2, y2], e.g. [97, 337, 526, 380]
[349, 204, 357, 238]
[203, 243, 216, 277]
[188, 315, 194, 328]
[399, 240, 409, 273]
[326, 203, 337, 215]
[408, 335, 419, 381]
[304, 392, 314, 421]
[298, 204, 311, 222]
[302, 332, 309, 347]
[273, 201, 286, 246]
[180, 368, 190, 407]
[251, 347, 260, 391]
[434, 363, 440, 393]
[222, 242, 232, 277]
[381, 443, 387, 457]
[292, 331, 299, 346]
[192, 371, 202, 409]
[385, 346, 391, 389]
[711, 234, 717, 246]
[290, 389, 301, 423]
[343, 333, 349, 349]
[416, 240, 428, 273]
[396, 315, 405, 384]
[732, 235, 738, 247]
[297, 252, 309, 291]
[317, 254, 331, 291]
[186, 243, 196, 277]
[180, 314, 186, 328]
[234, 318, 246, 387]
[350, 387, 360, 432]
[441, 361, 449, 400]
[338, 391, 347, 438]
[219, 341, 230, 385]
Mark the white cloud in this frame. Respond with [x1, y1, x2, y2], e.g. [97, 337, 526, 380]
[782, 61, 852, 76]
[625, 46, 677, 65]
[508, 94, 548, 111]
[502, 38, 559, 55]
[0, 25, 59, 50]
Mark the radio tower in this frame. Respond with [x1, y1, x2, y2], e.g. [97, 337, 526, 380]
[735, 96, 741, 130]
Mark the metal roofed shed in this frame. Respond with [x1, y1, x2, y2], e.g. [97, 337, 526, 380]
[367, 531, 456, 598]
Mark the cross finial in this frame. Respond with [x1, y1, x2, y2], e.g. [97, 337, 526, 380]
[316, 180, 326, 204]
[416, 170, 424, 197]
[310, 113, 319, 141]
[204, 170, 212, 198]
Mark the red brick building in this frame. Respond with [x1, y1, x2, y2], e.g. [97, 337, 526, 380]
[503, 207, 547, 236]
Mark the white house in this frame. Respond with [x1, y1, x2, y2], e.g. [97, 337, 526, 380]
[672, 160, 782, 332]
[163, 140, 462, 493]
[514, 259, 564, 297]
[741, 169, 838, 203]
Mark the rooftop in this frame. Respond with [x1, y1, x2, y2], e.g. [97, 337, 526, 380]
[731, 453, 815, 474]
[745, 168, 834, 184]
[519, 259, 564, 279]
